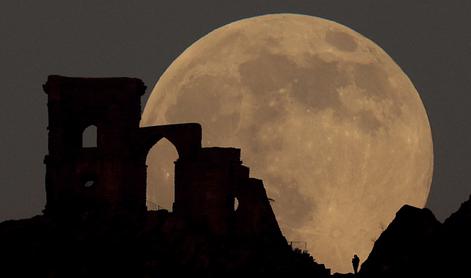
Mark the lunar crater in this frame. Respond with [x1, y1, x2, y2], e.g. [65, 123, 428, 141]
[325, 30, 358, 52]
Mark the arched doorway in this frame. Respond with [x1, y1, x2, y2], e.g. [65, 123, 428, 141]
[82, 125, 97, 147]
[145, 138, 179, 211]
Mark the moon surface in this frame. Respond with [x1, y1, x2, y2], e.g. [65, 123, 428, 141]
[141, 14, 433, 273]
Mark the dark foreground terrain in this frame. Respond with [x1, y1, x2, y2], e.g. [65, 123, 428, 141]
[358, 194, 470, 278]
[1, 194, 469, 278]
[0, 209, 329, 278]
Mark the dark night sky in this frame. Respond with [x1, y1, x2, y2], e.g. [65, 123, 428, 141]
[0, 0, 470, 221]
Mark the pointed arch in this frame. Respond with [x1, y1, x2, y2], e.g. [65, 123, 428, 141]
[146, 138, 179, 211]
[82, 125, 97, 148]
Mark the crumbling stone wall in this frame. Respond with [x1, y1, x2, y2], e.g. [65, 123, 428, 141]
[43, 75, 281, 239]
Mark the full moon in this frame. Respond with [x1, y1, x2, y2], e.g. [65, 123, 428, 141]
[141, 14, 433, 273]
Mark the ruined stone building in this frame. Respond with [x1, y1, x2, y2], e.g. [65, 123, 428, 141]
[42, 75, 281, 237]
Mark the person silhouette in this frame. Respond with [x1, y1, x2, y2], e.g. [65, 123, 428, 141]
[352, 254, 360, 275]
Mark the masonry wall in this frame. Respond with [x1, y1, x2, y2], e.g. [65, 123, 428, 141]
[42, 75, 283, 242]
[43, 75, 146, 216]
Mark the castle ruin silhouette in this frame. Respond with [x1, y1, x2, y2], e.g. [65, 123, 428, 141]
[5, 75, 467, 277]
[42, 75, 281, 237]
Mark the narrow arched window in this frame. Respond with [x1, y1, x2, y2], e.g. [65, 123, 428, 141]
[234, 197, 239, 212]
[82, 125, 97, 148]
[146, 138, 178, 211]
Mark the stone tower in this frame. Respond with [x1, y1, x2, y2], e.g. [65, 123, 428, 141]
[43, 75, 148, 216]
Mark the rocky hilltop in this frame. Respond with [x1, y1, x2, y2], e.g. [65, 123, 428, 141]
[360, 195, 471, 277]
